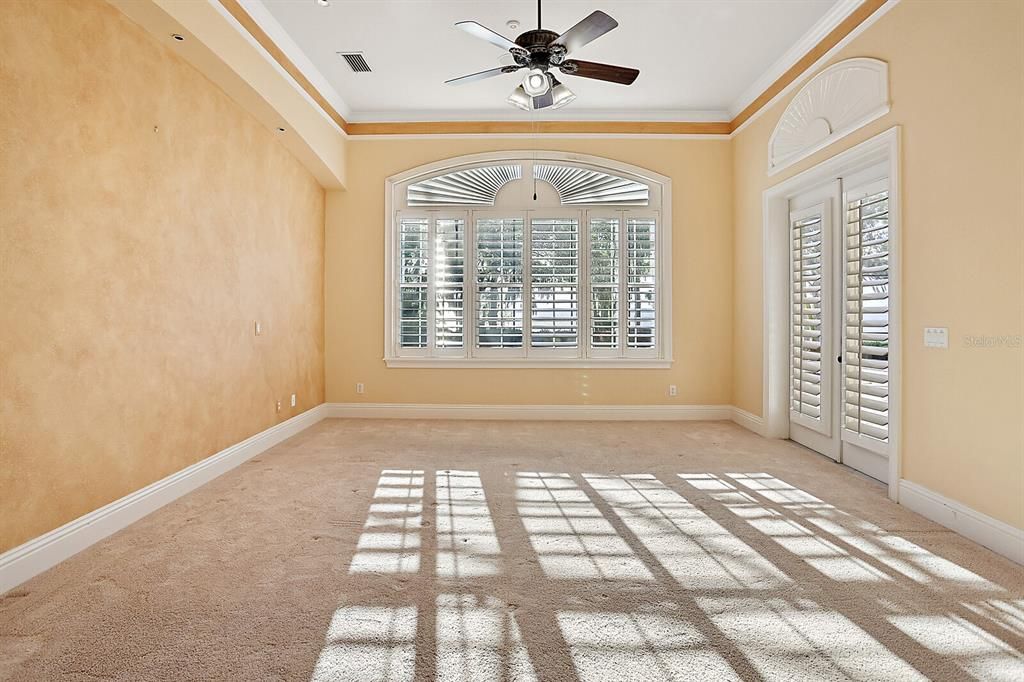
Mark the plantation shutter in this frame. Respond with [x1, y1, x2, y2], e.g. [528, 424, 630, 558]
[530, 217, 579, 349]
[843, 181, 890, 451]
[391, 160, 665, 365]
[626, 217, 657, 349]
[398, 216, 429, 349]
[589, 215, 620, 351]
[476, 217, 525, 349]
[434, 217, 466, 349]
[790, 202, 833, 434]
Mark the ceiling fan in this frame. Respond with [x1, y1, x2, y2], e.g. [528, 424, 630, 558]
[446, 0, 640, 111]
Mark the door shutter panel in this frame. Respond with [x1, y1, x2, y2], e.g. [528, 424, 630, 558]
[843, 183, 890, 451]
[790, 203, 833, 434]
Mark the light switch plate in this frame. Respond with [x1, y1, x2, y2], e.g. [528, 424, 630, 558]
[924, 327, 948, 348]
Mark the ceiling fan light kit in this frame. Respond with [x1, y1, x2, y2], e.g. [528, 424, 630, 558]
[549, 76, 577, 109]
[523, 68, 551, 96]
[506, 85, 533, 111]
[447, 0, 639, 111]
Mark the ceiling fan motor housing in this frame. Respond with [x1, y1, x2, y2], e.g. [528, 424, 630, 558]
[513, 29, 562, 68]
[446, 10, 639, 102]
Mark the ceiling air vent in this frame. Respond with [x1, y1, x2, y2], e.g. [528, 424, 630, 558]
[338, 52, 371, 73]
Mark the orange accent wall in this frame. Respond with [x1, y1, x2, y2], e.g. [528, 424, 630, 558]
[0, 0, 325, 552]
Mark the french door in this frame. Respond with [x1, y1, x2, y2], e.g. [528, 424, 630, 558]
[789, 164, 892, 482]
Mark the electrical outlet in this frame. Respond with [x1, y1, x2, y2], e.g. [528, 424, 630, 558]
[356, 382, 365, 395]
[254, 321, 262, 336]
[290, 393, 297, 407]
[275, 400, 282, 412]
[668, 384, 678, 397]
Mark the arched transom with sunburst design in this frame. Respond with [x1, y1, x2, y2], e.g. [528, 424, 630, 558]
[406, 160, 651, 208]
[768, 58, 890, 174]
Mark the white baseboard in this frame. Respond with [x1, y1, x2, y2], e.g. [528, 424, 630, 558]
[6, 403, 1017, 598]
[730, 407, 767, 436]
[0, 404, 329, 595]
[323, 402, 736, 421]
[899, 479, 1024, 565]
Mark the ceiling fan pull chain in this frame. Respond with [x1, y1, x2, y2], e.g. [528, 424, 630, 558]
[532, 116, 538, 200]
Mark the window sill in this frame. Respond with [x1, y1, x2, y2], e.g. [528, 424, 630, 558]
[384, 357, 672, 369]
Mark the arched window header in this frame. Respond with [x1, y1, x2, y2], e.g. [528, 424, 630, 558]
[399, 154, 660, 210]
[533, 165, 648, 206]
[407, 164, 522, 206]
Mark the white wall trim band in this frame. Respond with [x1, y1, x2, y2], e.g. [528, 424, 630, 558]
[898, 480, 1024, 565]
[324, 402, 735, 422]
[0, 405, 329, 595]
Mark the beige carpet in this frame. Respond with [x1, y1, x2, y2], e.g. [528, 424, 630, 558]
[1, 419, 1022, 681]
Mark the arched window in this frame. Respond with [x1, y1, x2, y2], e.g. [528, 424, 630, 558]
[385, 152, 672, 367]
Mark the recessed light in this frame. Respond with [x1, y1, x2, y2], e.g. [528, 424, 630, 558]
[315, 0, 330, 7]
[171, 33, 184, 41]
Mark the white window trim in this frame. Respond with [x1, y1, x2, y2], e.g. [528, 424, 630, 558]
[384, 151, 673, 369]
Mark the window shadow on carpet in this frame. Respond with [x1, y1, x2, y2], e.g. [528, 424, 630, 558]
[311, 468, 1024, 681]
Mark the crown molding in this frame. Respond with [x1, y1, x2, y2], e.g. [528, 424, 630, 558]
[348, 133, 732, 141]
[218, 0, 892, 137]
[729, 0, 891, 133]
[346, 120, 732, 136]
[235, 0, 352, 121]
[346, 109, 731, 124]
[727, 0, 865, 119]
[215, 0, 349, 131]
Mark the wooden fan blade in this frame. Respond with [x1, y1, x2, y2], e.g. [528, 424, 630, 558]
[560, 60, 639, 85]
[550, 11, 618, 55]
[445, 66, 519, 85]
[455, 21, 519, 52]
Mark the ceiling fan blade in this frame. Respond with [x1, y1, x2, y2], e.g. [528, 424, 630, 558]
[560, 60, 639, 85]
[549, 11, 618, 55]
[455, 21, 520, 52]
[445, 66, 519, 85]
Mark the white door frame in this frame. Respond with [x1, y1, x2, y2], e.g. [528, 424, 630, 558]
[761, 126, 902, 501]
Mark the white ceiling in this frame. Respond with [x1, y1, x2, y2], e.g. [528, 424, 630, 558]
[248, 0, 851, 122]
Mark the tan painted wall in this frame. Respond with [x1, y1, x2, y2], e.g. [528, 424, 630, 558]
[0, 0, 325, 552]
[732, 0, 1024, 528]
[325, 138, 734, 406]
